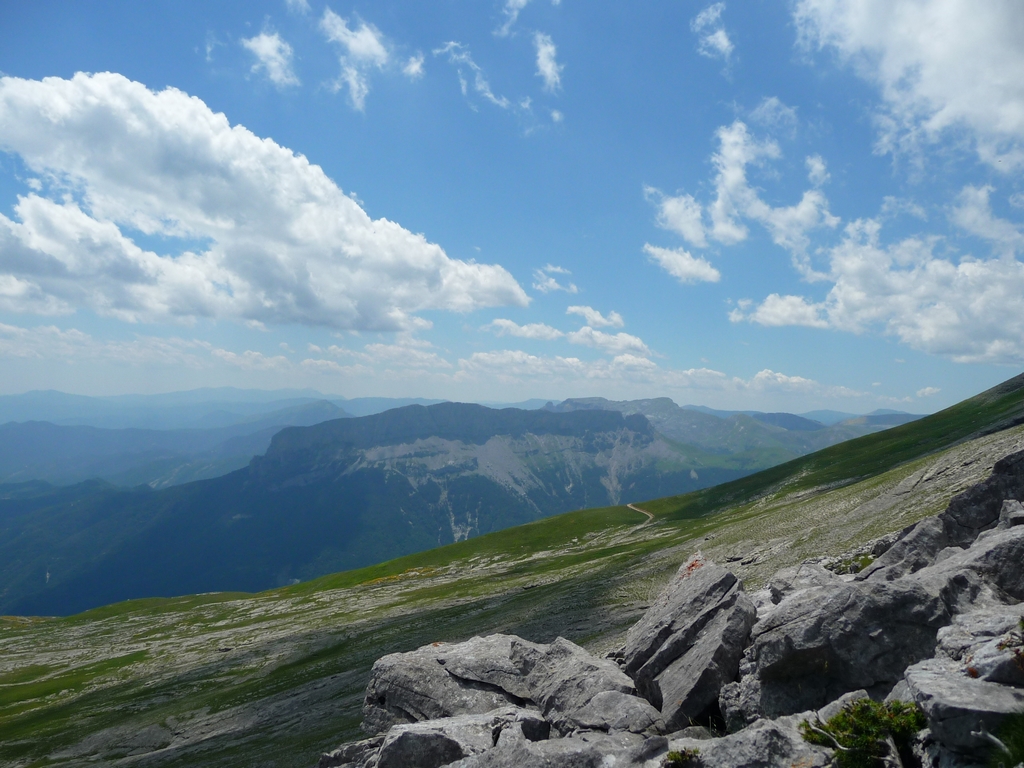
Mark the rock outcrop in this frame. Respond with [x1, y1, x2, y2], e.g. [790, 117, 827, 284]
[318, 448, 1024, 768]
[620, 557, 756, 731]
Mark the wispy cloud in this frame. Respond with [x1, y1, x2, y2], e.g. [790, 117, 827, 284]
[534, 33, 563, 92]
[403, 53, 425, 80]
[691, 2, 734, 63]
[644, 244, 720, 284]
[495, 0, 562, 37]
[532, 264, 578, 294]
[320, 8, 389, 110]
[434, 42, 511, 109]
[241, 31, 300, 87]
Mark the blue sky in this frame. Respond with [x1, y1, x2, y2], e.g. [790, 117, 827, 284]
[0, 0, 1022, 412]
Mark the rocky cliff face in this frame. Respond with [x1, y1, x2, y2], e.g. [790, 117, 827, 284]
[320, 449, 1024, 768]
[247, 402, 743, 543]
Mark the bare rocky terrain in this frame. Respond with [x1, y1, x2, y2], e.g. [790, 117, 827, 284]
[321, 443, 1024, 767]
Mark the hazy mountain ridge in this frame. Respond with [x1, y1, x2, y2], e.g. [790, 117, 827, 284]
[0, 400, 351, 488]
[0, 387, 457, 429]
[548, 396, 921, 463]
[0, 403, 753, 617]
[0, 390, 921, 490]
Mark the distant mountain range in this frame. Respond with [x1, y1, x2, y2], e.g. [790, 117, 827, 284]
[0, 389, 922, 490]
[0, 388, 449, 429]
[0, 402, 761, 616]
[546, 398, 921, 462]
[0, 392, 924, 616]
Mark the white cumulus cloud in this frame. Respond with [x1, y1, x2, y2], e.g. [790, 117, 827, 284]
[241, 32, 300, 87]
[710, 121, 839, 275]
[806, 154, 830, 186]
[0, 72, 528, 331]
[950, 185, 1024, 255]
[644, 244, 720, 284]
[645, 187, 707, 248]
[484, 318, 564, 340]
[794, 0, 1024, 170]
[566, 326, 651, 357]
[731, 217, 1024, 364]
[566, 305, 624, 328]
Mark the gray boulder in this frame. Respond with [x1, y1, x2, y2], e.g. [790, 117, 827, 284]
[858, 516, 949, 583]
[904, 658, 1024, 753]
[998, 499, 1024, 530]
[860, 449, 1024, 582]
[565, 690, 664, 735]
[363, 635, 541, 734]
[723, 579, 949, 723]
[906, 524, 1024, 613]
[668, 718, 833, 768]
[620, 559, 756, 730]
[317, 735, 384, 768]
[936, 606, 1024, 688]
[517, 636, 664, 736]
[766, 563, 842, 605]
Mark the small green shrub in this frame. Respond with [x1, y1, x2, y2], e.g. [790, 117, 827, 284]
[988, 710, 1024, 768]
[664, 747, 700, 766]
[800, 699, 926, 768]
[833, 553, 875, 574]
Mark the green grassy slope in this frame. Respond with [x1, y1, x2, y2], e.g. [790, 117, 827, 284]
[0, 374, 1022, 767]
[644, 372, 1024, 519]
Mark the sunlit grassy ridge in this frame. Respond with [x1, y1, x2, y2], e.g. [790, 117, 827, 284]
[1, 375, 1022, 767]
[646, 372, 1024, 519]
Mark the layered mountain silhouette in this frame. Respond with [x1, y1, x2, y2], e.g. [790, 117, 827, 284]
[0, 402, 752, 616]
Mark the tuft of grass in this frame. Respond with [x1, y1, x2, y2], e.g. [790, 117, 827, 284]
[800, 699, 926, 768]
[664, 747, 700, 766]
[989, 711, 1024, 768]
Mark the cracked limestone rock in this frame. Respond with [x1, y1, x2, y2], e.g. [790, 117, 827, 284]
[362, 635, 541, 734]
[620, 557, 756, 730]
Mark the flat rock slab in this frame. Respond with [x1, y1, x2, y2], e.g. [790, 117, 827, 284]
[767, 563, 842, 605]
[620, 558, 756, 729]
[447, 727, 665, 768]
[904, 658, 1024, 752]
[436, 635, 542, 701]
[376, 708, 546, 768]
